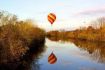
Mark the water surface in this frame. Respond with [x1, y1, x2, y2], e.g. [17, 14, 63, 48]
[1, 38, 105, 70]
[34, 38, 105, 70]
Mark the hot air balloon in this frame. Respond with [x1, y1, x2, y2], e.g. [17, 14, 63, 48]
[47, 13, 56, 25]
[48, 52, 57, 64]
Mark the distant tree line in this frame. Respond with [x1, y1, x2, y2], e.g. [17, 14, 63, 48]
[47, 17, 105, 42]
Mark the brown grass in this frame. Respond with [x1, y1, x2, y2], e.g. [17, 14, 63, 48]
[0, 11, 46, 63]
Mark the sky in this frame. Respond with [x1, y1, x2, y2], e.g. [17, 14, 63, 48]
[0, 0, 105, 31]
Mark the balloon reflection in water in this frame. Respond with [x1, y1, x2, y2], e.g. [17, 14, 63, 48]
[48, 52, 57, 64]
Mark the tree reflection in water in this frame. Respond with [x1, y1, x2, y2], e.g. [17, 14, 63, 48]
[72, 40, 105, 63]
[0, 43, 46, 70]
[48, 37, 105, 64]
[47, 36, 60, 42]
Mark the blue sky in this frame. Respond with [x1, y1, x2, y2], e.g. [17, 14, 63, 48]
[0, 0, 105, 31]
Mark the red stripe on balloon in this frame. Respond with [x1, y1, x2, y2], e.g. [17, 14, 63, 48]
[48, 54, 54, 61]
[48, 15, 54, 24]
[48, 52, 57, 64]
[49, 57, 57, 64]
[50, 13, 56, 20]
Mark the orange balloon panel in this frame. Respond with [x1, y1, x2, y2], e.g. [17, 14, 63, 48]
[47, 13, 56, 24]
[48, 52, 57, 64]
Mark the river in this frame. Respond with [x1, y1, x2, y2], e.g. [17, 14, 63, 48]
[1, 38, 105, 70]
[31, 38, 105, 70]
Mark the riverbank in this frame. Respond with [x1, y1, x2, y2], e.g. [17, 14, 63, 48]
[46, 28, 103, 42]
[0, 11, 46, 64]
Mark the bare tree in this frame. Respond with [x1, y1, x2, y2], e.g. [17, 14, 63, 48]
[0, 11, 17, 26]
[91, 17, 105, 29]
[97, 17, 105, 29]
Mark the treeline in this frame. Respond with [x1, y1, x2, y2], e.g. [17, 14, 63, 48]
[47, 17, 105, 42]
[0, 11, 45, 63]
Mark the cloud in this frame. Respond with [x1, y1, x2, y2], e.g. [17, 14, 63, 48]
[75, 6, 105, 16]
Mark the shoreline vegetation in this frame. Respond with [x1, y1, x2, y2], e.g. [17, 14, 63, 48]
[0, 11, 46, 64]
[47, 17, 105, 42]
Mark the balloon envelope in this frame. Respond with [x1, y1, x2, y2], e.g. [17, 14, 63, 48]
[48, 52, 57, 64]
[47, 13, 56, 25]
